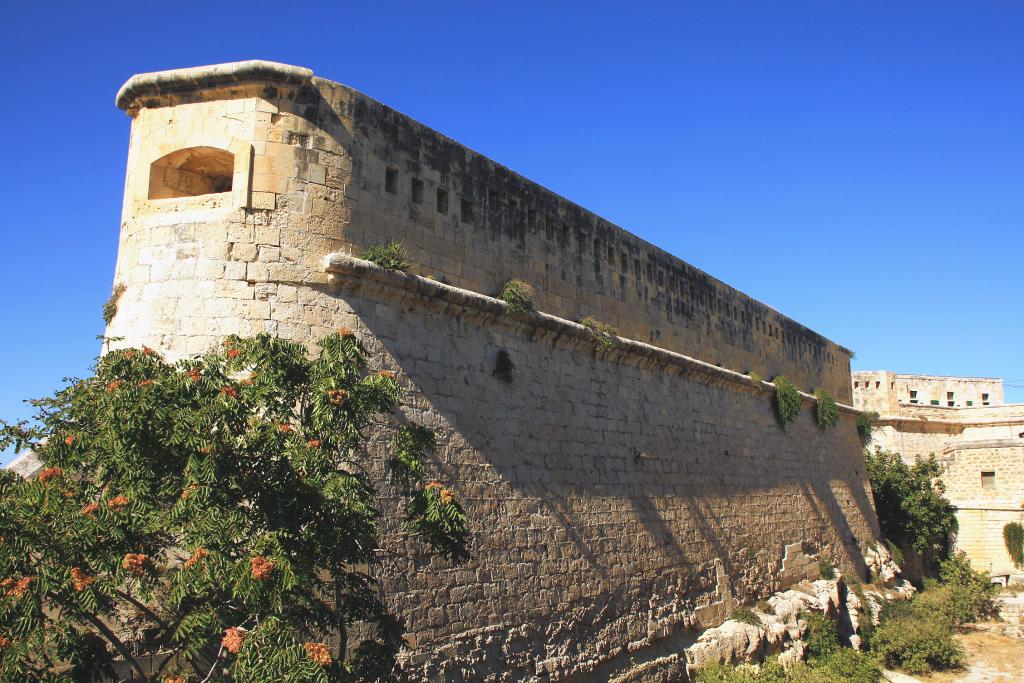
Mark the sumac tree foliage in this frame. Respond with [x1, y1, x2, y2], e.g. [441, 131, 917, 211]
[0, 331, 468, 682]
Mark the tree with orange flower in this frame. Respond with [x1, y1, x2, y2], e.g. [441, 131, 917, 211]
[0, 331, 468, 682]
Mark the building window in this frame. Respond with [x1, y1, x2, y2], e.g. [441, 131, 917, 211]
[909, 390, 918, 404]
[460, 198, 473, 223]
[411, 178, 424, 204]
[981, 471, 996, 489]
[436, 188, 448, 214]
[149, 146, 234, 199]
[966, 400, 973, 406]
[947, 391, 955, 407]
[854, 381, 860, 388]
[385, 168, 398, 194]
[982, 393, 990, 406]
[930, 399, 940, 406]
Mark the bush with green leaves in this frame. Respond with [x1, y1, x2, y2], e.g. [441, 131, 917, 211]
[731, 607, 761, 626]
[864, 448, 957, 555]
[361, 240, 410, 271]
[772, 376, 802, 430]
[934, 552, 998, 623]
[818, 558, 836, 581]
[855, 411, 878, 443]
[499, 279, 534, 315]
[0, 331, 468, 682]
[869, 610, 963, 674]
[1004, 522, 1024, 569]
[813, 390, 838, 430]
[579, 316, 619, 353]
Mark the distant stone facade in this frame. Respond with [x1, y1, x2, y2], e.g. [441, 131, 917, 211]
[97, 61, 882, 681]
[854, 371, 1024, 578]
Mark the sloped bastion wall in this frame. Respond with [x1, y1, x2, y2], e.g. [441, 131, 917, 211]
[106, 61, 882, 681]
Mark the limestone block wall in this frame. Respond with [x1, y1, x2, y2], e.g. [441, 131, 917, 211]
[107, 62, 882, 680]
[111, 61, 851, 402]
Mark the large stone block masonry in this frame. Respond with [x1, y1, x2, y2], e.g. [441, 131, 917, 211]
[106, 61, 882, 681]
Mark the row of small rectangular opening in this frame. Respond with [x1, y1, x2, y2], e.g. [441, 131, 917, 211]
[382, 166, 836, 363]
[386, 168, 471, 222]
[907, 389, 989, 406]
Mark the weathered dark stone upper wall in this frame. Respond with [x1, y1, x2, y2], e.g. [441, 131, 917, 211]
[315, 78, 853, 402]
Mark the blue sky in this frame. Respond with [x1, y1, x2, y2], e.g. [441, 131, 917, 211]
[1, 1, 1022, 459]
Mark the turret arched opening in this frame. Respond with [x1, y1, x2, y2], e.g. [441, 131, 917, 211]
[148, 146, 234, 199]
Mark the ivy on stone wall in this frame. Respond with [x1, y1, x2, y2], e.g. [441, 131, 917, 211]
[101, 283, 126, 325]
[1004, 522, 1024, 569]
[579, 317, 619, 353]
[814, 389, 839, 430]
[856, 411, 879, 443]
[499, 279, 534, 315]
[772, 375, 801, 430]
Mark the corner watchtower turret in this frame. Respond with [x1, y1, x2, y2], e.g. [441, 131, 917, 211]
[110, 61, 347, 357]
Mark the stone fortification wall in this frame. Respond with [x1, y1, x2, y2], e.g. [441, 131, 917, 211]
[114, 61, 851, 402]
[108, 61, 880, 680]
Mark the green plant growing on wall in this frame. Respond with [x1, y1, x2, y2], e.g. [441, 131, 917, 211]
[579, 316, 619, 353]
[362, 239, 411, 271]
[0, 331, 468, 681]
[747, 371, 764, 387]
[814, 389, 839, 430]
[1004, 522, 1024, 569]
[499, 279, 534, 315]
[856, 411, 879, 443]
[771, 375, 801, 429]
[101, 283, 126, 325]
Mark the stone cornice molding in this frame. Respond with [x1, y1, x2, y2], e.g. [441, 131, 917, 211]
[323, 253, 859, 414]
[116, 60, 314, 111]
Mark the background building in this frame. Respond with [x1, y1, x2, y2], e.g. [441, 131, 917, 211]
[854, 371, 1024, 579]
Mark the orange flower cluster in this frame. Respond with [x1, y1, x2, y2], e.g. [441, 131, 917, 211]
[226, 348, 241, 359]
[222, 626, 246, 654]
[199, 446, 213, 454]
[220, 385, 238, 398]
[186, 368, 202, 382]
[326, 389, 348, 405]
[107, 496, 130, 511]
[377, 370, 396, 381]
[142, 346, 155, 356]
[64, 435, 76, 447]
[250, 555, 275, 581]
[164, 676, 186, 683]
[0, 636, 10, 649]
[184, 548, 209, 569]
[122, 553, 149, 576]
[278, 423, 293, 433]
[71, 567, 95, 592]
[338, 326, 356, 338]
[304, 641, 332, 666]
[306, 439, 322, 449]
[439, 488, 454, 506]
[106, 379, 123, 393]
[123, 350, 135, 359]
[37, 467, 63, 483]
[180, 483, 197, 500]
[81, 502, 99, 516]
[139, 379, 155, 387]
[425, 481, 442, 492]
[2, 577, 32, 598]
